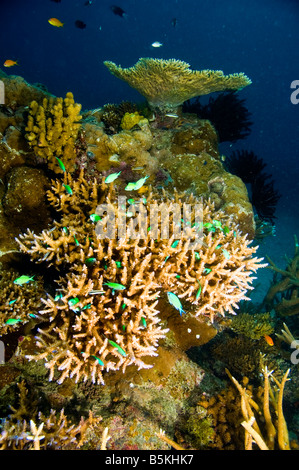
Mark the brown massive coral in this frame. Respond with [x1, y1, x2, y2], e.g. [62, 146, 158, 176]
[15, 170, 266, 385]
[104, 58, 252, 114]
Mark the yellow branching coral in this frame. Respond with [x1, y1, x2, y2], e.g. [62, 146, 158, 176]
[25, 92, 82, 173]
[104, 58, 252, 113]
[16, 171, 265, 384]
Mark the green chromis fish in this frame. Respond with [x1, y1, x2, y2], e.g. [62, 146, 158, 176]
[5, 318, 22, 325]
[13, 275, 35, 285]
[104, 282, 126, 291]
[55, 157, 66, 173]
[125, 176, 149, 191]
[167, 292, 185, 316]
[63, 184, 73, 195]
[105, 171, 121, 184]
[108, 339, 126, 357]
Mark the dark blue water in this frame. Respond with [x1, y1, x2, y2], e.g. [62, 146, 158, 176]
[1, 0, 299, 297]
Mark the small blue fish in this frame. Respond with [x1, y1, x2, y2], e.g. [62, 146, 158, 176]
[167, 292, 185, 316]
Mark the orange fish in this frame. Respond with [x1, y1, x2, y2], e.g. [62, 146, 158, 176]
[264, 335, 274, 346]
[3, 59, 18, 67]
[137, 185, 149, 194]
[48, 18, 64, 27]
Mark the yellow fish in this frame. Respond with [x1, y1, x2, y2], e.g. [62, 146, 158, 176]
[3, 59, 18, 67]
[48, 18, 64, 27]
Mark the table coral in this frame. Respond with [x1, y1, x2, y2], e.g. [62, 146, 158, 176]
[104, 58, 252, 114]
[25, 92, 82, 173]
[15, 169, 266, 385]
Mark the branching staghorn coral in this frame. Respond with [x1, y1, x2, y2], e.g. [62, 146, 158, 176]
[0, 381, 102, 450]
[104, 58, 252, 114]
[16, 170, 266, 384]
[226, 365, 291, 450]
[25, 92, 82, 173]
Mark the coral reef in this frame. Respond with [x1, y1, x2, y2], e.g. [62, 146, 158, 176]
[99, 101, 138, 134]
[104, 58, 252, 114]
[227, 366, 291, 450]
[25, 92, 82, 173]
[0, 381, 102, 450]
[183, 91, 253, 143]
[1, 71, 293, 451]
[229, 312, 274, 340]
[0, 267, 44, 336]
[14, 168, 266, 385]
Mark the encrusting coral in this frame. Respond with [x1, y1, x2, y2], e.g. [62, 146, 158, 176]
[104, 58, 252, 114]
[25, 92, 82, 173]
[15, 168, 266, 385]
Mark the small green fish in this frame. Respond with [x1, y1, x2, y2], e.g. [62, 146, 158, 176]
[82, 303, 92, 310]
[90, 214, 101, 222]
[222, 226, 230, 235]
[115, 261, 122, 268]
[63, 184, 73, 195]
[73, 235, 80, 246]
[128, 198, 135, 205]
[108, 340, 126, 357]
[195, 281, 202, 300]
[125, 176, 149, 191]
[55, 157, 66, 173]
[91, 355, 104, 366]
[14, 275, 35, 285]
[203, 268, 212, 275]
[54, 293, 63, 302]
[85, 257, 97, 265]
[105, 171, 121, 184]
[194, 252, 201, 260]
[104, 282, 126, 291]
[171, 240, 179, 248]
[62, 227, 69, 235]
[167, 292, 185, 316]
[5, 318, 22, 325]
[212, 220, 222, 229]
[8, 299, 17, 305]
[68, 297, 80, 307]
[222, 249, 230, 260]
[140, 317, 147, 328]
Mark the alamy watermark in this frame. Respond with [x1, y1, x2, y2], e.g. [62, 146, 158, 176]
[0, 80, 4, 105]
[94, 196, 204, 250]
[290, 80, 299, 104]
[290, 340, 299, 364]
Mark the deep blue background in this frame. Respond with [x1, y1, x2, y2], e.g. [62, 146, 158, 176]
[1, 0, 299, 298]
